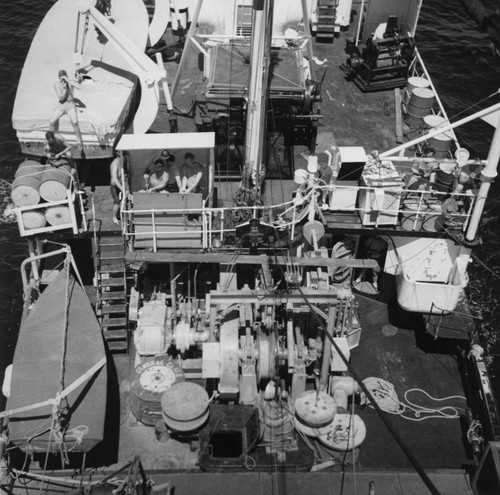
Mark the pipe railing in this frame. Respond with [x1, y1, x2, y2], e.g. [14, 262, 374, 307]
[120, 185, 476, 251]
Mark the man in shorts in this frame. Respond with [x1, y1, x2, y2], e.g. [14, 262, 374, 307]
[49, 69, 84, 151]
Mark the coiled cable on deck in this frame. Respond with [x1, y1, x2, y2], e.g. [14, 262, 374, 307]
[362, 377, 466, 421]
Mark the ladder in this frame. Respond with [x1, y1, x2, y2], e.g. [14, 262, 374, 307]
[96, 235, 129, 353]
[316, 0, 337, 43]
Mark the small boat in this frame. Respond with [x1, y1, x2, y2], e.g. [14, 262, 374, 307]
[11, 0, 153, 159]
[1, 251, 107, 454]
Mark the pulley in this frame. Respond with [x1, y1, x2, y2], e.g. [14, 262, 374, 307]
[302, 220, 325, 249]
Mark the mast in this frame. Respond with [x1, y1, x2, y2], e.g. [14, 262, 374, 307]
[465, 110, 500, 241]
[236, 0, 274, 207]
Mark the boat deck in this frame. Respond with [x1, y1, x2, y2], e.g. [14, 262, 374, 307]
[38, 14, 478, 493]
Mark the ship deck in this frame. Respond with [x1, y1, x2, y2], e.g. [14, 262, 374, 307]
[40, 14, 479, 495]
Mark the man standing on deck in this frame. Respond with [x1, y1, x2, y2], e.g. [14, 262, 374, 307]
[110, 154, 124, 226]
[49, 69, 84, 153]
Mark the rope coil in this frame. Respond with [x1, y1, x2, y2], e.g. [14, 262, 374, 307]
[362, 377, 466, 421]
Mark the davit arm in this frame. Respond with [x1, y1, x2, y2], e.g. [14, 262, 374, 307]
[77, 0, 172, 133]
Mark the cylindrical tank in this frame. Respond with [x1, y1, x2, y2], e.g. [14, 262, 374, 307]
[11, 160, 45, 206]
[45, 205, 71, 225]
[21, 211, 47, 230]
[423, 115, 453, 158]
[403, 76, 430, 106]
[405, 87, 435, 128]
[39, 164, 73, 202]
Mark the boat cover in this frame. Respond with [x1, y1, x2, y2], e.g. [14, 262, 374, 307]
[6, 269, 107, 453]
[11, 0, 149, 144]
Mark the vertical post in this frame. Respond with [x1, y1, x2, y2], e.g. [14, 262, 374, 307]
[28, 238, 40, 282]
[355, 0, 366, 46]
[465, 111, 500, 241]
[300, 0, 316, 81]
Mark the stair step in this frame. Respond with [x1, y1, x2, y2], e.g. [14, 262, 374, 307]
[100, 291, 126, 301]
[101, 304, 126, 314]
[99, 236, 124, 247]
[107, 340, 129, 353]
[100, 262, 125, 273]
[101, 277, 126, 287]
[100, 252, 123, 261]
[103, 329, 128, 340]
[102, 316, 127, 328]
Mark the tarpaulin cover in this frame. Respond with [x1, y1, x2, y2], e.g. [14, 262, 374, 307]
[12, 0, 149, 142]
[6, 269, 107, 453]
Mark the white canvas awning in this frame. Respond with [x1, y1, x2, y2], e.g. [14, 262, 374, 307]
[116, 132, 215, 150]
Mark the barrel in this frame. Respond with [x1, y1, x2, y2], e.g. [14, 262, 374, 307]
[11, 160, 45, 206]
[433, 163, 455, 193]
[403, 76, 430, 106]
[400, 201, 423, 231]
[15, 160, 45, 179]
[422, 202, 444, 232]
[423, 115, 453, 158]
[21, 211, 46, 230]
[161, 382, 209, 432]
[39, 165, 72, 202]
[45, 205, 71, 226]
[405, 88, 435, 128]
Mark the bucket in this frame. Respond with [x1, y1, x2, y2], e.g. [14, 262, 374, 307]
[423, 115, 453, 158]
[39, 165, 72, 202]
[405, 87, 435, 128]
[45, 205, 71, 225]
[403, 76, 430, 106]
[21, 211, 46, 230]
[433, 163, 455, 193]
[422, 202, 444, 232]
[400, 201, 423, 231]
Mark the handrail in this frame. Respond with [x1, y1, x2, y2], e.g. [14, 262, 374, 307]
[121, 184, 476, 250]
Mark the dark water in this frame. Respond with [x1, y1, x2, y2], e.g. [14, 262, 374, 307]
[1, 0, 500, 410]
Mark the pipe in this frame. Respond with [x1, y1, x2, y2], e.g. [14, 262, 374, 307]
[330, 376, 360, 412]
[465, 110, 500, 241]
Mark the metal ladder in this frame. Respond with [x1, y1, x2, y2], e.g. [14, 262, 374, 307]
[96, 235, 129, 353]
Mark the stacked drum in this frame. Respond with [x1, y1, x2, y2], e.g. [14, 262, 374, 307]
[10, 159, 74, 230]
[403, 76, 435, 129]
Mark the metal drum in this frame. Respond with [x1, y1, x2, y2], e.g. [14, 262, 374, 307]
[405, 87, 435, 128]
[400, 200, 423, 231]
[45, 205, 71, 225]
[21, 211, 46, 230]
[423, 115, 453, 158]
[39, 164, 72, 202]
[422, 202, 445, 232]
[403, 76, 430, 105]
[11, 160, 45, 206]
